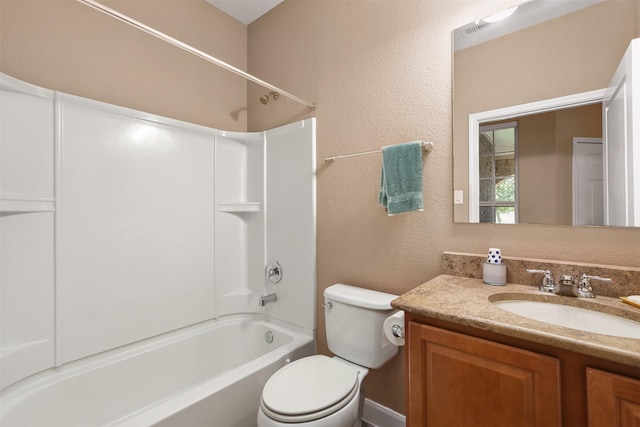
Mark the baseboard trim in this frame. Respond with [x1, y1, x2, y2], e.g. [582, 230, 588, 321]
[362, 398, 406, 427]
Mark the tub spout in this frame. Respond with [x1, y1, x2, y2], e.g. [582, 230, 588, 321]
[259, 293, 277, 307]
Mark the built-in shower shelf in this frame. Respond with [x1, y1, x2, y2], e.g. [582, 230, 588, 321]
[0, 198, 55, 213]
[216, 202, 262, 213]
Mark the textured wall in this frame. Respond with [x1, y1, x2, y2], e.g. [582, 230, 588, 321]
[248, 0, 640, 414]
[0, 0, 247, 130]
[637, 0, 640, 35]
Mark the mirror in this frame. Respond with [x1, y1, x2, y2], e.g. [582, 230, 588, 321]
[453, 0, 638, 227]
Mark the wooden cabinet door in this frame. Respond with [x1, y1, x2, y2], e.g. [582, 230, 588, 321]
[587, 367, 640, 426]
[407, 322, 561, 427]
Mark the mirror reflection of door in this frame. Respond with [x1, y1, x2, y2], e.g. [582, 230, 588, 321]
[573, 137, 604, 226]
[478, 122, 517, 224]
[603, 38, 639, 227]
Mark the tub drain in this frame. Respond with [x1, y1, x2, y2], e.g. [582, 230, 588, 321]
[265, 330, 274, 344]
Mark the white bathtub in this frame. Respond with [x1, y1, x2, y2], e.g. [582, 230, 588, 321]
[0, 316, 315, 427]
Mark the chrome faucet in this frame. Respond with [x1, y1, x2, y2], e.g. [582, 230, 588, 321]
[526, 269, 556, 293]
[260, 261, 282, 307]
[549, 273, 612, 298]
[259, 293, 278, 306]
[556, 275, 577, 297]
[526, 270, 611, 298]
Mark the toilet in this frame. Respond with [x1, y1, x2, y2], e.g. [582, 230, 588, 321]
[257, 284, 402, 427]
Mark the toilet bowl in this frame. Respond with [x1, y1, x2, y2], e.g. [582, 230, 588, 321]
[257, 356, 368, 427]
[257, 284, 403, 427]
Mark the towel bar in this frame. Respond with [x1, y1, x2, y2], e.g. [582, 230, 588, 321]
[324, 141, 433, 164]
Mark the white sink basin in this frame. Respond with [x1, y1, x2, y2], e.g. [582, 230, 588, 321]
[492, 300, 640, 339]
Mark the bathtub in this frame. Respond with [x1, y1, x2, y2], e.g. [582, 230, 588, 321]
[0, 316, 315, 427]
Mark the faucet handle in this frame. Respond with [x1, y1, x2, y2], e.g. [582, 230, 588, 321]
[580, 273, 612, 283]
[577, 274, 612, 298]
[526, 269, 556, 293]
[265, 261, 283, 285]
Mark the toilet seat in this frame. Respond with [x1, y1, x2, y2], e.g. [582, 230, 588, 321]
[260, 355, 360, 423]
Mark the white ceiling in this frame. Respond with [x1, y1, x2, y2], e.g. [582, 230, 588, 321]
[206, 0, 283, 25]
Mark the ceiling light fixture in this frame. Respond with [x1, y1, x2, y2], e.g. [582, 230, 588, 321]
[483, 6, 518, 23]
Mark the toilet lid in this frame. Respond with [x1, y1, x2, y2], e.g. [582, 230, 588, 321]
[261, 355, 359, 421]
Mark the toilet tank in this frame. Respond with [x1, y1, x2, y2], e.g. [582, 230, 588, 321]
[323, 284, 399, 369]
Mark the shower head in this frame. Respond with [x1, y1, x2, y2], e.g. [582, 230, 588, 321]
[260, 91, 279, 105]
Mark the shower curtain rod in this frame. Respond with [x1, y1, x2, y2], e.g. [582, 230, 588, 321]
[323, 141, 434, 164]
[77, 0, 316, 110]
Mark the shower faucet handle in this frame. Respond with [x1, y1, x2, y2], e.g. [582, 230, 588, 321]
[265, 261, 283, 284]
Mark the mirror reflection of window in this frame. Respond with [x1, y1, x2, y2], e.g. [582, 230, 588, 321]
[479, 122, 517, 224]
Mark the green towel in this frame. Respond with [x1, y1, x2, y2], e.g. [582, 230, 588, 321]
[378, 141, 424, 215]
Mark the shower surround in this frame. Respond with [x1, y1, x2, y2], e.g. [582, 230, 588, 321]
[0, 73, 317, 425]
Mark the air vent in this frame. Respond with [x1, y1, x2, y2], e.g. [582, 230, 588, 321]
[462, 22, 491, 37]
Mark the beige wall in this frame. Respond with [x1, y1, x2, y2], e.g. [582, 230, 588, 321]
[0, 0, 248, 130]
[518, 113, 557, 224]
[2, 0, 639, 417]
[636, 0, 640, 35]
[453, 0, 635, 221]
[248, 0, 640, 415]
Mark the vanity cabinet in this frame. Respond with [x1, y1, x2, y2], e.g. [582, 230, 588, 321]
[405, 314, 640, 427]
[407, 321, 561, 427]
[587, 368, 640, 426]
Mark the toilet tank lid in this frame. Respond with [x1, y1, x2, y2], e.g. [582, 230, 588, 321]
[324, 284, 398, 310]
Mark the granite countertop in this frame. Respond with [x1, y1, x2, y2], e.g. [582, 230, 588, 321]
[392, 274, 640, 367]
